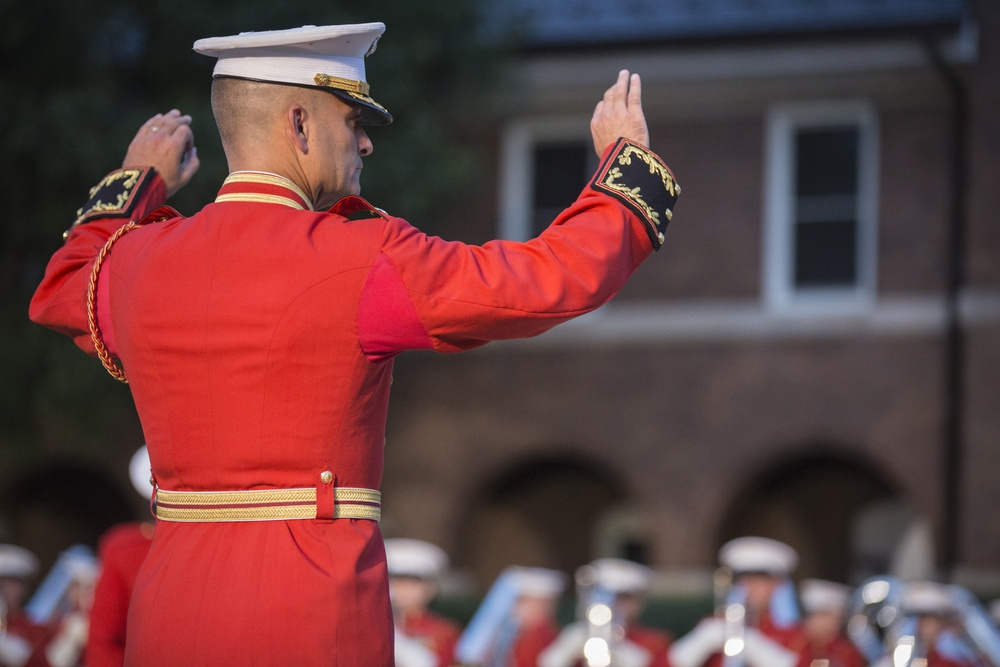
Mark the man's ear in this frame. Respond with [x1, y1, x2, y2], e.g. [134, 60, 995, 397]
[286, 104, 309, 154]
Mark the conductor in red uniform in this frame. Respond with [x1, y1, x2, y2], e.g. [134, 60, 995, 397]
[29, 21, 680, 666]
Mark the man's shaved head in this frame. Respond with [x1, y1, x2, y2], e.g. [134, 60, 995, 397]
[211, 77, 302, 157]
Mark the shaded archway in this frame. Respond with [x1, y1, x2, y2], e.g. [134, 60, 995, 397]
[0, 461, 136, 577]
[454, 454, 629, 588]
[716, 447, 911, 583]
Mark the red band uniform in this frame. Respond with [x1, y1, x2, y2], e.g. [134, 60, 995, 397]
[85, 447, 156, 667]
[28, 23, 680, 667]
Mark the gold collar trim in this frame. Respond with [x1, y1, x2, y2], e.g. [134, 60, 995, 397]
[220, 172, 315, 210]
[215, 192, 307, 209]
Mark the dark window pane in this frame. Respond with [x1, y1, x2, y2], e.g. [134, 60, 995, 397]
[794, 220, 857, 287]
[533, 143, 590, 209]
[796, 127, 859, 197]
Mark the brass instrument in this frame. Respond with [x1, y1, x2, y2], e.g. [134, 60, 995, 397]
[715, 567, 747, 667]
[575, 564, 624, 667]
[846, 576, 907, 664]
[846, 577, 1000, 667]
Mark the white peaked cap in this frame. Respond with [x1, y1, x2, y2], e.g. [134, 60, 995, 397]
[901, 581, 956, 616]
[129, 445, 153, 500]
[507, 566, 567, 598]
[384, 538, 449, 579]
[800, 578, 851, 613]
[719, 536, 799, 576]
[65, 554, 100, 583]
[193, 23, 392, 125]
[590, 558, 652, 594]
[0, 544, 39, 579]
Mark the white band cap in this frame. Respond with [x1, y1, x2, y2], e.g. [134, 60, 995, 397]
[193, 23, 392, 124]
[0, 544, 39, 579]
[506, 566, 566, 598]
[590, 557, 652, 594]
[800, 578, 851, 613]
[385, 538, 449, 579]
[719, 536, 799, 576]
[129, 445, 153, 500]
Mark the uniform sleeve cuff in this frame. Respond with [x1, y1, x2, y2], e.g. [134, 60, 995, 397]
[589, 138, 681, 250]
[64, 167, 162, 240]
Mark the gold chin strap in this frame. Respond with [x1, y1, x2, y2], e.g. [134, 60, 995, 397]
[314, 73, 370, 97]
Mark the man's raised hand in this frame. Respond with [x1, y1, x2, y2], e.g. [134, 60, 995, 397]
[590, 70, 649, 156]
[123, 109, 200, 198]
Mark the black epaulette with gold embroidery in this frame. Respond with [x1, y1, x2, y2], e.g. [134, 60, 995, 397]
[63, 167, 158, 240]
[590, 138, 681, 250]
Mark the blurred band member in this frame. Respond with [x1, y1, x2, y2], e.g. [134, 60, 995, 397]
[85, 447, 155, 667]
[890, 581, 977, 667]
[541, 557, 673, 667]
[385, 539, 461, 667]
[669, 536, 804, 667]
[488, 567, 566, 667]
[0, 544, 49, 667]
[797, 578, 865, 667]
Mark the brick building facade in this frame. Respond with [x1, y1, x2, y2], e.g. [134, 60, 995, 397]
[378, 0, 1000, 597]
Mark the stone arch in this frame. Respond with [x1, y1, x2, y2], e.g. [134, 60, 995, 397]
[453, 453, 634, 588]
[715, 445, 925, 583]
[0, 460, 136, 576]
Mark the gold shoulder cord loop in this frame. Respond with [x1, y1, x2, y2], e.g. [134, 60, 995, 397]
[87, 220, 141, 383]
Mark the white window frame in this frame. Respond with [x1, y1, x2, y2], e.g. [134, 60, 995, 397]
[498, 116, 594, 241]
[762, 101, 880, 314]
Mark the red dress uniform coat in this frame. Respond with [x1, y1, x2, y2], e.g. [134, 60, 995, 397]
[401, 611, 461, 666]
[85, 522, 154, 667]
[795, 636, 866, 667]
[563, 624, 673, 667]
[511, 620, 561, 667]
[4, 612, 54, 667]
[703, 615, 808, 667]
[30, 140, 678, 666]
[925, 648, 978, 667]
[627, 624, 674, 667]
